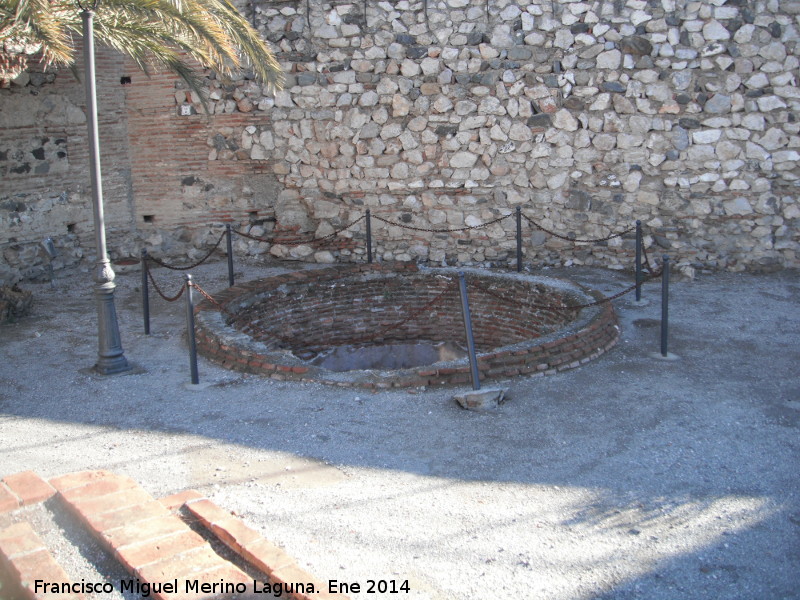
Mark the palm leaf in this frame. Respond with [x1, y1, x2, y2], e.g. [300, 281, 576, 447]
[0, 0, 283, 96]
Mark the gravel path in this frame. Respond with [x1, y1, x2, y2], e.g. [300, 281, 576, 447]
[1, 258, 798, 599]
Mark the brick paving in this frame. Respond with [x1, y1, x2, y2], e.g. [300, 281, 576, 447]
[0, 470, 349, 600]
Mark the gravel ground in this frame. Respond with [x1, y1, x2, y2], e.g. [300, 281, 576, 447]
[1, 258, 798, 600]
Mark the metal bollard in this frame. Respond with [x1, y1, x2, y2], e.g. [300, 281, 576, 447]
[660, 255, 670, 358]
[226, 224, 235, 287]
[185, 274, 199, 385]
[635, 220, 643, 302]
[366, 209, 373, 264]
[516, 206, 523, 273]
[141, 249, 150, 335]
[458, 272, 481, 391]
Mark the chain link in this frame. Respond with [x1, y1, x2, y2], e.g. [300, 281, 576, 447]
[144, 261, 187, 302]
[145, 230, 226, 271]
[191, 281, 232, 314]
[372, 213, 512, 233]
[641, 244, 665, 278]
[233, 214, 366, 246]
[521, 213, 636, 244]
[469, 273, 658, 312]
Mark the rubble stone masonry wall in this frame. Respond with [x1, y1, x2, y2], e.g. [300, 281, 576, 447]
[2, 0, 799, 283]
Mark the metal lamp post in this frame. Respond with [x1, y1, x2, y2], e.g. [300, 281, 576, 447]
[81, 5, 131, 374]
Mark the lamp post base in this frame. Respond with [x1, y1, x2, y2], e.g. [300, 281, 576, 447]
[93, 263, 131, 375]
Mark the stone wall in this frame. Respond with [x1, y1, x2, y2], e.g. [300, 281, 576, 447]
[211, 0, 800, 274]
[0, 49, 132, 283]
[2, 0, 799, 283]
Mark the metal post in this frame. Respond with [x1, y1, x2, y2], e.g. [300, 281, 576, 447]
[141, 249, 150, 335]
[82, 8, 130, 375]
[366, 209, 373, 264]
[226, 224, 235, 287]
[458, 272, 481, 391]
[635, 220, 643, 302]
[185, 274, 199, 385]
[515, 206, 523, 272]
[660, 255, 670, 358]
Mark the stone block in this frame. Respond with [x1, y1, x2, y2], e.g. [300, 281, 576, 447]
[454, 388, 507, 410]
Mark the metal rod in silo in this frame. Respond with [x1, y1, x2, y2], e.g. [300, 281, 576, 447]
[458, 272, 481, 391]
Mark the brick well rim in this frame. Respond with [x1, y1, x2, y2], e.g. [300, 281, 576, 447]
[194, 264, 620, 388]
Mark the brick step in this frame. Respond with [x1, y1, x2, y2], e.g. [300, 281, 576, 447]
[0, 470, 349, 600]
[0, 521, 84, 600]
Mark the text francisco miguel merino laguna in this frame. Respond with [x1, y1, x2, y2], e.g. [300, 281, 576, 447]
[35, 577, 411, 596]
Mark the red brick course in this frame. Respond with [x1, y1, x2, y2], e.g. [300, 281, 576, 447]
[49, 470, 124, 493]
[0, 522, 84, 600]
[184, 497, 349, 600]
[114, 530, 208, 574]
[0, 470, 349, 600]
[3, 469, 350, 600]
[0, 482, 21, 513]
[81, 500, 170, 533]
[2, 472, 56, 507]
[66, 487, 154, 517]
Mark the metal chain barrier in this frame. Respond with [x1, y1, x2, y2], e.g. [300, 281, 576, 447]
[191, 281, 232, 314]
[372, 213, 511, 233]
[521, 213, 636, 244]
[144, 260, 187, 302]
[145, 230, 227, 271]
[469, 272, 660, 312]
[232, 214, 366, 247]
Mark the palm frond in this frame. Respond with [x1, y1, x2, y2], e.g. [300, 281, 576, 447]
[0, 0, 283, 95]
